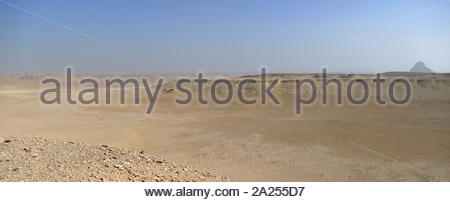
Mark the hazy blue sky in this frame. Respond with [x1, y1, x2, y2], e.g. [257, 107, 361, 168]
[1, 0, 449, 74]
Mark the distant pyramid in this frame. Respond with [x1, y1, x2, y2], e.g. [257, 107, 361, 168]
[410, 61, 434, 73]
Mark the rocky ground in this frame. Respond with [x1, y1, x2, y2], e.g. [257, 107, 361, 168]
[0, 136, 226, 182]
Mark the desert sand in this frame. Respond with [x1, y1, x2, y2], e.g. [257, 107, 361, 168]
[0, 73, 449, 181]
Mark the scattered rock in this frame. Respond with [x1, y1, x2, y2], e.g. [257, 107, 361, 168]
[0, 136, 225, 182]
[113, 164, 123, 169]
[0, 138, 12, 143]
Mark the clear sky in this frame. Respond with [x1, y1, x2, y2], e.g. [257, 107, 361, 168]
[1, 0, 449, 74]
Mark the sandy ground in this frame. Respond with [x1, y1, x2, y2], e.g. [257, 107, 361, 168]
[0, 73, 449, 181]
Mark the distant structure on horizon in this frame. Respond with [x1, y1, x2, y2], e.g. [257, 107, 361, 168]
[410, 61, 434, 73]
